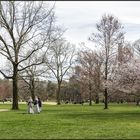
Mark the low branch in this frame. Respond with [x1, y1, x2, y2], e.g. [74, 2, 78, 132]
[0, 70, 13, 79]
[18, 61, 43, 72]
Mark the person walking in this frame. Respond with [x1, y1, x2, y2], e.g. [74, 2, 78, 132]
[27, 97, 34, 114]
[38, 97, 42, 112]
[34, 96, 40, 114]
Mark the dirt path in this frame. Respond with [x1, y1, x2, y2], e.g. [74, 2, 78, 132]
[0, 109, 9, 112]
[43, 102, 57, 105]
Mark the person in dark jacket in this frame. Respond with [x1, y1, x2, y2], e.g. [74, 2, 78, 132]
[38, 97, 42, 112]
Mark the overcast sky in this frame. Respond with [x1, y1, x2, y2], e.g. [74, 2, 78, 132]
[1, 1, 140, 79]
[49, 1, 140, 48]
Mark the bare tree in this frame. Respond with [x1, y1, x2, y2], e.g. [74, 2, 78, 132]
[117, 41, 133, 65]
[92, 51, 103, 104]
[18, 52, 47, 101]
[69, 66, 84, 104]
[44, 39, 76, 105]
[89, 14, 124, 109]
[77, 46, 103, 105]
[77, 49, 95, 106]
[0, 1, 55, 109]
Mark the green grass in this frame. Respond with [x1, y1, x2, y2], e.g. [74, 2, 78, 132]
[0, 103, 140, 139]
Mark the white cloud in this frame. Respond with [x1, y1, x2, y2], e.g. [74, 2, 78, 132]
[52, 1, 140, 48]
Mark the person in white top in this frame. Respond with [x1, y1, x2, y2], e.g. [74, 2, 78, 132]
[27, 97, 34, 114]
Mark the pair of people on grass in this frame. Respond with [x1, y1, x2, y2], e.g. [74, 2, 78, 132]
[27, 96, 42, 114]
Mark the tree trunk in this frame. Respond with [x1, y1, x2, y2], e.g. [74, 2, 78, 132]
[30, 78, 35, 101]
[104, 88, 108, 109]
[57, 82, 61, 105]
[12, 65, 19, 110]
[89, 83, 92, 106]
[31, 88, 35, 102]
[95, 93, 99, 104]
[136, 100, 139, 106]
[104, 56, 108, 109]
[96, 74, 100, 104]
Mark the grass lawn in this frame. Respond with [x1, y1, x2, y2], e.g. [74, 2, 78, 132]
[0, 103, 140, 139]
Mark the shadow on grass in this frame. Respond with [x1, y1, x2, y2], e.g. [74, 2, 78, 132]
[54, 111, 140, 121]
[17, 112, 41, 115]
[18, 112, 29, 114]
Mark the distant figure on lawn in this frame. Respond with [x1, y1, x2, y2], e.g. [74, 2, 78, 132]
[34, 96, 40, 114]
[38, 97, 42, 112]
[27, 97, 34, 114]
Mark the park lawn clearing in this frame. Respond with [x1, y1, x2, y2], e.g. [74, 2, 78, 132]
[0, 103, 140, 139]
